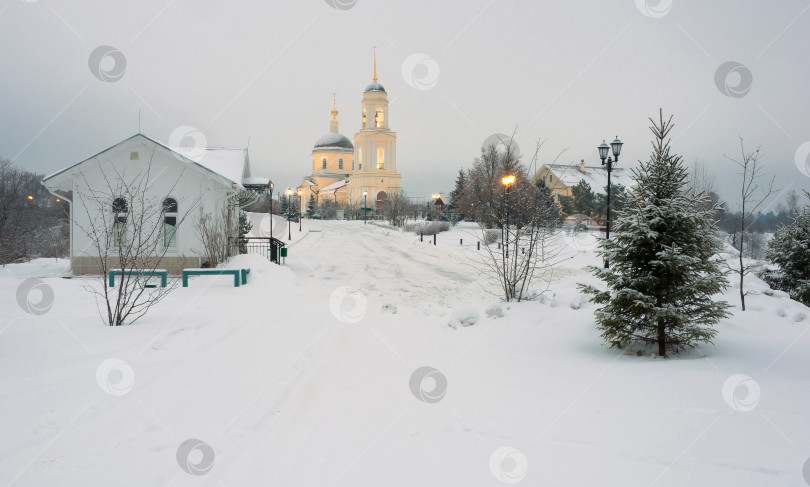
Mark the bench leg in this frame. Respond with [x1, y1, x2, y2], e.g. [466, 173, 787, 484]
[183, 274, 189, 287]
[108, 272, 115, 288]
[161, 274, 167, 287]
[234, 273, 240, 287]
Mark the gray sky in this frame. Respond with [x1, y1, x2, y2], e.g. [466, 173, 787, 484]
[2, 0, 809, 208]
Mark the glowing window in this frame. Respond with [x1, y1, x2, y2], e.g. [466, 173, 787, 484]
[377, 148, 384, 169]
[375, 108, 384, 128]
[362, 109, 366, 127]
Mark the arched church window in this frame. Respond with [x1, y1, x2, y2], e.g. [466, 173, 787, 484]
[163, 198, 178, 249]
[375, 108, 384, 128]
[322, 158, 327, 170]
[362, 109, 366, 127]
[358, 148, 362, 170]
[377, 147, 384, 169]
[112, 197, 127, 248]
[339, 158, 344, 170]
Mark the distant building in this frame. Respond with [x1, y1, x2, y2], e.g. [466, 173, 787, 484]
[534, 160, 635, 202]
[298, 50, 403, 215]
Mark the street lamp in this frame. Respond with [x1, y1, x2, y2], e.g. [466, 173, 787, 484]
[286, 188, 293, 241]
[298, 189, 303, 231]
[501, 174, 515, 257]
[363, 191, 368, 225]
[598, 136, 623, 268]
[268, 182, 274, 238]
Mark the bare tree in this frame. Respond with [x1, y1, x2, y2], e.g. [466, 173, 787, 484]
[469, 136, 566, 301]
[687, 160, 721, 217]
[193, 207, 230, 267]
[723, 137, 776, 311]
[383, 191, 409, 227]
[74, 150, 200, 326]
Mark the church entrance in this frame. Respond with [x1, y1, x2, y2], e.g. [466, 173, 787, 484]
[375, 190, 388, 214]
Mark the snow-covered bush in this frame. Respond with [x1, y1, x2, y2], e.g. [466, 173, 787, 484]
[483, 229, 499, 245]
[404, 221, 450, 235]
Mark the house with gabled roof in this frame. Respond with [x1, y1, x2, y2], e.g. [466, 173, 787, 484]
[41, 133, 269, 275]
[534, 160, 635, 202]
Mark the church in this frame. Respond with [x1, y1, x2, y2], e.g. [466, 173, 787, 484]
[298, 51, 402, 216]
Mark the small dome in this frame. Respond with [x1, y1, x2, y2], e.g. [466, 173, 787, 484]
[313, 133, 354, 150]
[364, 82, 386, 93]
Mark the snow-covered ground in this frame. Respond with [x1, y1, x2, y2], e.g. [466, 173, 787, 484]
[1, 220, 808, 486]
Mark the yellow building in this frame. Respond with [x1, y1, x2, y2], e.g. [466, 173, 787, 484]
[299, 51, 402, 215]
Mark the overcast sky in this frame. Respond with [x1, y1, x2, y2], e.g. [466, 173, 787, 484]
[1, 0, 809, 208]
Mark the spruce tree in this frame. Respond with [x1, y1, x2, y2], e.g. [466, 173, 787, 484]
[760, 193, 810, 306]
[579, 111, 731, 357]
[449, 169, 466, 212]
[238, 210, 252, 253]
[306, 194, 317, 218]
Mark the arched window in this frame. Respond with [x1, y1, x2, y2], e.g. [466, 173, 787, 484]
[358, 148, 362, 170]
[163, 198, 178, 249]
[377, 147, 384, 169]
[375, 108, 384, 128]
[112, 197, 127, 248]
[362, 109, 366, 127]
[339, 158, 344, 170]
[322, 158, 327, 170]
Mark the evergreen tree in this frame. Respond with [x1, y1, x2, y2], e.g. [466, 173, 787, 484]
[558, 179, 597, 217]
[280, 196, 289, 220]
[595, 183, 628, 219]
[306, 194, 317, 218]
[579, 111, 731, 357]
[760, 193, 810, 305]
[535, 178, 561, 224]
[238, 210, 252, 253]
[448, 169, 466, 213]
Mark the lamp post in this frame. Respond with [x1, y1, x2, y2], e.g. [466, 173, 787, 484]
[598, 136, 623, 268]
[431, 193, 440, 220]
[363, 191, 368, 225]
[501, 174, 515, 257]
[268, 182, 274, 238]
[286, 188, 293, 241]
[298, 189, 303, 231]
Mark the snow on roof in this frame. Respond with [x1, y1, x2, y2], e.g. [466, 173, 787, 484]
[176, 147, 247, 187]
[242, 176, 269, 187]
[544, 163, 635, 192]
[321, 179, 348, 192]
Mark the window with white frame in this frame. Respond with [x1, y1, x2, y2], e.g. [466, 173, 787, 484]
[163, 198, 178, 249]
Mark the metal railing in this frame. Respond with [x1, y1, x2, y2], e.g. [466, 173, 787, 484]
[230, 237, 286, 264]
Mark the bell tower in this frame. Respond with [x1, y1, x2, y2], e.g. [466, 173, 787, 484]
[349, 47, 402, 207]
[355, 47, 396, 172]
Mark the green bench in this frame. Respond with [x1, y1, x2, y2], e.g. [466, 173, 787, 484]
[108, 269, 168, 288]
[182, 268, 250, 287]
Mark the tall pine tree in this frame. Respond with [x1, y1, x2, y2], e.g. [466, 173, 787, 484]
[579, 111, 731, 357]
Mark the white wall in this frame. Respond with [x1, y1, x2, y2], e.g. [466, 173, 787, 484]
[67, 137, 234, 260]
